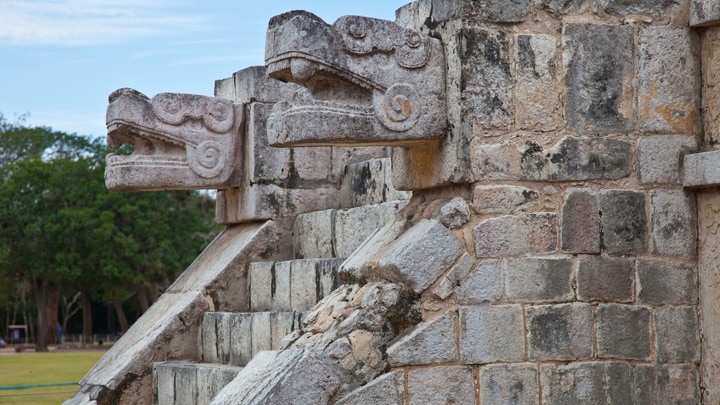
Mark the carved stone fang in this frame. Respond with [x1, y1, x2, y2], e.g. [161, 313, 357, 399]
[265, 11, 447, 147]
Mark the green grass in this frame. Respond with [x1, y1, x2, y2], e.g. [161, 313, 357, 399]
[0, 350, 106, 405]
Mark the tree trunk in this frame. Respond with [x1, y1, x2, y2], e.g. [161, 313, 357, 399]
[33, 278, 49, 352]
[135, 283, 150, 313]
[113, 295, 129, 333]
[81, 289, 93, 346]
[150, 283, 161, 304]
[46, 288, 59, 344]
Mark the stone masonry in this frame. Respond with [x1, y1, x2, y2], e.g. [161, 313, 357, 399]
[68, 0, 720, 403]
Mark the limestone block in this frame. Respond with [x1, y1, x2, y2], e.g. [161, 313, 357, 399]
[210, 349, 340, 405]
[596, 304, 652, 360]
[637, 135, 697, 184]
[604, 0, 674, 18]
[407, 366, 475, 405]
[336, 371, 405, 405]
[338, 217, 407, 284]
[229, 313, 253, 366]
[290, 260, 322, 311]
[637, 259, 696, 305]
[599, 190, 647, 255]
[340, 158, 399, 209]
[317, 259, 343, 300]
[472, 137, 632, 181]
[655, 306, 700, 364]
[153, 362, 241, 405]
[196, 364, 243, 405]
[683, 149, 720, 188]
[455, 259, 503, 304]
[273, 261, 292, 311]
[479, 364, 538, 405]
[526, 303, 593, 361]
[293, 147, 333, 181]
[249, 261, 274, 312]
[651, 190, 697, 258]
[201, 313, 219, 363]
[330, 146, 389, 180]
[373, 219, 466, 293]
[230, 65, 299, 104]
[387, 311, 458, 366]
[702, 28, 720, 145]
[251, 312, 272, 359]
[639, 28, 700, 134]
[474, 213, 557, 257]
[438, 197, 470, 229]
[577, 255, 634, 303]
[460, 304, 525, 364]
[473, 185, 540, 214]
[505, 257, 574, 303]
[334, 201, 406, 259]
[214, 76, 234, 100]
[247, 102, 290, 184]
[541, 362, 634, 404]
[538, 0, 589, 16]
[516, 34, 561, 132]
[270, 312, 302, 350]
[461, 28, 512, 134]
[563, 23, 634, 133]
[691, 0, 720, 26]
[469, 0, 529, 22]
[432, 253, 475, 300]
[293, 209, 336, 259]
[635, 364, 700, 404]
[561, 189, 601, 254]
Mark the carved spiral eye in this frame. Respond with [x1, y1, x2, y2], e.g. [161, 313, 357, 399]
[407, 32, 422, 48]
[374, 84, 420, 132]
[203, 98, 233, 133]
[347, 18, 367, 39]
[187, 140, 225, 178]
[157, 93, 180, 114]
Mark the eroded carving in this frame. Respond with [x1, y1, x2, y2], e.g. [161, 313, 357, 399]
[105, 88, 243, 191]
[265, 11, 446, 146]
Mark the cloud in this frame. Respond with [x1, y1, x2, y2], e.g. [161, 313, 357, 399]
[0, 0, 205, 47]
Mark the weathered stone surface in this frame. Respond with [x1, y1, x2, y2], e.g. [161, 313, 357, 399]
[336, 371, 404, 405]
[604, 0, 674, 18]
[651, 190, 697, 258]
[635, 364, 700, 404]
[596, 304, 652, 360]
[455, 259, 503, 304]
[218, 65, 299, 104]
[265, 12, 446, 146]
[683, 149, 720, 188]
[541, 362, 634, 404]
[153, 362, 241, 405]
[407, 366, 475, 405]
[273, 261, 292, 311]
[432, 253, 475, 300]
[639, 28, 700, 134]
[577, 255, 634, 303]
[334, 201, 406, 259]
[210, 349, 340, 405]
[563, 23, 634, 133]
[373, 219, 466, 293]
[462, 28, 512, 134]
[105, 88, 244, 192]
[698, 191, 720, 404]
[246, 102, 291, 184]
[293, 209, 335, 259]
[538, 0, 589, 16]
[249, 261, 274, 312]
[472, 137, 633, 181]
[516, 34, 561, 131]
[340, 159, 396, 209]
[703, 28, 720, 146]
[387, 311, 457, 366]
[505, 257, 574, 303]
[691, 0, 720, 26]
[330, 146, 389, 181]
[338, 217, 407, 284]
[526, 303, 593, 361]
[638, 135, 697, 185]
[438, 197, 470, 229]
[480, 364, 538, 405]
[655, 306, 700, 364]
[637, 259, 696, 305]
[473, 185, 540, 214]
[474, 213, 557, 257]
[460, 304, 525, 364]
[290, 260, 322, 311]
[292, 147, 333, 182]
[599, 190, 647, 255]
[468, 0, 529, 22]
[561, 189, 601, 254]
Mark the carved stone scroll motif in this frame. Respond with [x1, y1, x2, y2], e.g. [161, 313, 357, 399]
[265, 11, 447, 146]
[105, 88, 243, 192]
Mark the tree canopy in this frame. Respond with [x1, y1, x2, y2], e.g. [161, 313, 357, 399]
[0, 114, 218, 351]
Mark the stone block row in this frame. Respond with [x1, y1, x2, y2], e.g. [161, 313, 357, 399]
[248, 258, 343, 312]
[337, 362, 698, 404]
[293, 200, 408, 259]
[560, 188, 696, 258]
[200, 311, 302, 366]
[384, 302, 698, 367]
[154, 361, 241, 405]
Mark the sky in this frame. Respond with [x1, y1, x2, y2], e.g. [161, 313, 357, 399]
[0, 0, 410, 139]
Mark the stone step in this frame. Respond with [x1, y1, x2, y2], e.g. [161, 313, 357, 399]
[248, 258, 344, 312]
[153, 361, 242, 405]
[200, 311, 303, 366]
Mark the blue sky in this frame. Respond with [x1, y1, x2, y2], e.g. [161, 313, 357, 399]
[0, 0, 409, 139]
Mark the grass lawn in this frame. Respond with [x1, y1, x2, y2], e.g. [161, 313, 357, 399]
[0, 350, 106, 405]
